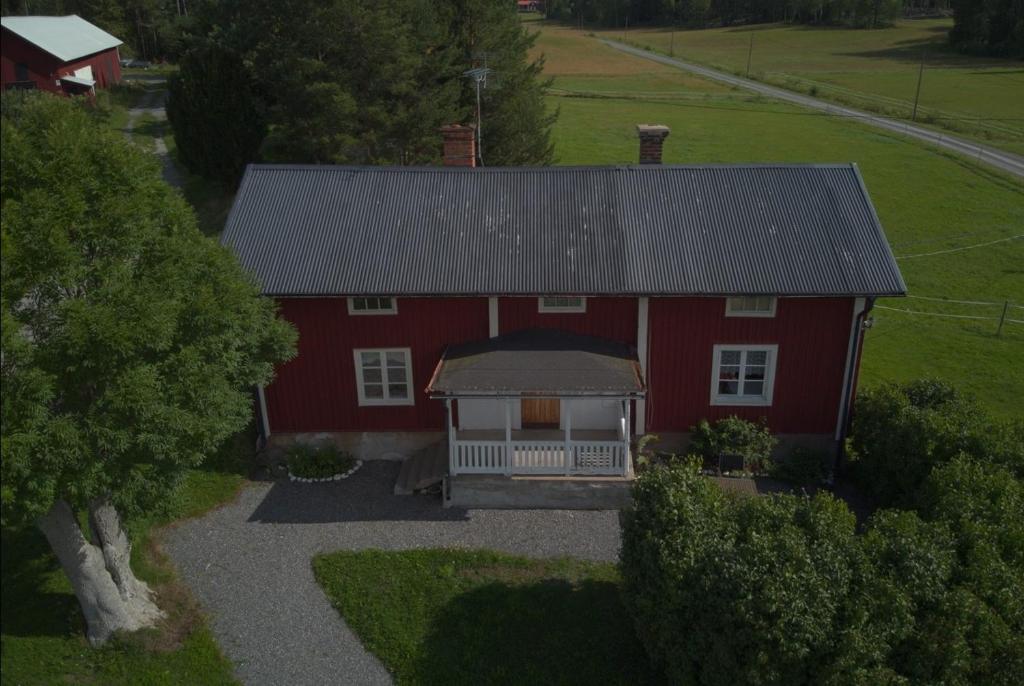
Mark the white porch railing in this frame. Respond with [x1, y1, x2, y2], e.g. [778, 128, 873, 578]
[453, 439, 628, 476]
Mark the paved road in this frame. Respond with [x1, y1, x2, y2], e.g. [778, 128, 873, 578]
[163, 461, 621, 686]
[600, 39, 1024, 180]
[124, 81, 184, 188]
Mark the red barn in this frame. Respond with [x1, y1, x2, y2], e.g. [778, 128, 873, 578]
[1, 15, 122, 95]
[222, 125, 905, 506]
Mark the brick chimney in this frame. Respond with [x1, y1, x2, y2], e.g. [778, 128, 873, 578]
[440, 124, 476, 167]
[637, 124, 670, 164]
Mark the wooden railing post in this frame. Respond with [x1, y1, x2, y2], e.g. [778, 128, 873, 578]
[505, 399, 513, 475]
[564, 398, 573, 476]
[623, 399, 632, 476]
[446, 399, 457, 476]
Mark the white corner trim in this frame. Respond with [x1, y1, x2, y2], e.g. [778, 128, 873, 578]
[257, 385, 271, 439]
[635, 297, 649, 435]
[724, 296, 777, 318]
[709, 344, 778, 407]
[835, 297, 868, 440]
[488, 297, 499, 338]
[353, 348, 415, 406]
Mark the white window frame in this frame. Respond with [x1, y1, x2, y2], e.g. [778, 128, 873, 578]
[353, 348, 414, 406]
[725, 296, 777, 318]
[538, 296, 586, 313]
[347, 296, 398, 315]
[710, 344, 778, 407]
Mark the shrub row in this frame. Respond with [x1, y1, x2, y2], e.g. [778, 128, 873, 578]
[620, 457, 1024, 685]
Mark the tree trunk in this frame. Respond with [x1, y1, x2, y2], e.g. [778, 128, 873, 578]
[36, 499, 164, 646]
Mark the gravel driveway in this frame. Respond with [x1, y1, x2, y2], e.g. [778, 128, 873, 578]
[163, 461, 622, 686]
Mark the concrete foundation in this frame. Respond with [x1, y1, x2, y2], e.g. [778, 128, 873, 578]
[446, 474, 633, 510]
[267, 431, 445, 462]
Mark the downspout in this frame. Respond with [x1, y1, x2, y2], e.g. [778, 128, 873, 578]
[834, 296, 875, 476]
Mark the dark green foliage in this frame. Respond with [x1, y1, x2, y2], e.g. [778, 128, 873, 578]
[166, 44, 267, 187]
[286, 444, 356, 480]
[0, 92, 296, 527]
[771, 446, 829, 487]
[950, 0, 1024, 57]
[314, 549, 657, 685]
[545, 0, 904, 29]
[849, 379, 1021, 507]
[689, 416, 776, 472]
[172, 0, 554, 174]
[620, 457, 1024, 685]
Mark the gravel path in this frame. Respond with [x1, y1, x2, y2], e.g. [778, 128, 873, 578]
[163, 461, 622, 686]
[124, 82, 184, 188]
[601, 39, 1024, 180]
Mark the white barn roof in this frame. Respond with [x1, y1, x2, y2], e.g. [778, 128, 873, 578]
[1, 15, 121, 63]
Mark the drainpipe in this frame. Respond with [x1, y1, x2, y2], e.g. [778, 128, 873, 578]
[834, 296, 875, 476]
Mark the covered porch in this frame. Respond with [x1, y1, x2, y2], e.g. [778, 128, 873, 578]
[427, 329, 645, 479]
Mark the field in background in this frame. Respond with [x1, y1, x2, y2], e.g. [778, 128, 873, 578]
[585, 19, 1024, 155]
[529, 21, 1024, 418]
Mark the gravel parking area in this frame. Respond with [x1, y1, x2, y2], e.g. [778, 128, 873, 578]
[163, 461, 622, 686]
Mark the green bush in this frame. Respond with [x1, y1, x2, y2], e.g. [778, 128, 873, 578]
[620, 458, 1024, 685]
[286, 444, 355, 480]
[690, 416, 776, 473]
[770, 447, 829, 488]
[849, 379, 993, 507]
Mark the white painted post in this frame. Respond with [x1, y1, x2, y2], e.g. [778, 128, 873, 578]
[623, 399, 632, 476]
[488, 297, 499, 338]
[504, 398, 513, 475]
[635, 297, 649, 435]
[564, 398, 573, 475]
[446, 399, 457, 476]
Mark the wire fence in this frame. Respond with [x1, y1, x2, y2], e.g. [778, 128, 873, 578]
[873, 295, 1024, 335]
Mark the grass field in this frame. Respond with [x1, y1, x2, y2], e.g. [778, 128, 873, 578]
[530, 21, 1024, 418]
[0, 433, 250, 685]
[314, 549, 657, 685]
[584, 19, 1024, 155]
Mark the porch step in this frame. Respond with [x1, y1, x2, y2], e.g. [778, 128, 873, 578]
[394, 441, 448, 495]
[446, 473, 633, 509]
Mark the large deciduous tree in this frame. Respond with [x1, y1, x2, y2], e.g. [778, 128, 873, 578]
[0, 92, 296, 645]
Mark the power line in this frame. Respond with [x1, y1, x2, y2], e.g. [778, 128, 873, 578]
[875, 305, 998, 321]
[906, 294, 1006, 306]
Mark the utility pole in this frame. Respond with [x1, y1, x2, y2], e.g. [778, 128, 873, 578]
[745, 33, 754, 79]
[911, 49, 926, 121]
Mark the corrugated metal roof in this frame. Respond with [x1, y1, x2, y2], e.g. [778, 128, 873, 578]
[1, 15, 121, 63]
[59, 74, 94, 87]
[428, 329, 644, 396]
[222, 163, 906, 297]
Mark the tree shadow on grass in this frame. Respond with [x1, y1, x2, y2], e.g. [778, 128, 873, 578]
[413, 578, 662, 686]
[0, 527, 81, 639]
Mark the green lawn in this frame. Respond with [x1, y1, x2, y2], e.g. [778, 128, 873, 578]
[530, 22, 1024, 419]
[585, 20, 1024, 155]
[0, 432, 250, 685]
[314, 549, 657, 685]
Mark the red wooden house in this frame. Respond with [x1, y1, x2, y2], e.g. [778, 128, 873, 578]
[222, 125, 905, 505]
[1, 15, 121, 95]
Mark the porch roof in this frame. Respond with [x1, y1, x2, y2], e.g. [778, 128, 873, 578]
[427, 328, 645, 397]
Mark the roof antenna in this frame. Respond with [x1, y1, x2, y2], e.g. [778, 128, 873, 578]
[463, 59, 492, 167]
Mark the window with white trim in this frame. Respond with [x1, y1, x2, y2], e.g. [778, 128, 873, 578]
[348, 297, 397, 315]
[538, 296, 586, 313]
[710, 344, 778, 406]
[725, 296, 776, 317]
[354, 349, 414, 406]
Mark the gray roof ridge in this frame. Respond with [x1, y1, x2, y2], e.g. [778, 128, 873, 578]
[244, 162, 859, 173]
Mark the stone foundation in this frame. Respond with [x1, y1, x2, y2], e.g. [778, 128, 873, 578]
[266, 431, 444, 463]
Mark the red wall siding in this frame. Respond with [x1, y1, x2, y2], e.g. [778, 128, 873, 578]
[498, 296, 638, 344]
[266, 297, 489, 432]
[2, 31, 120, 92]
[646, 297, 855, 434]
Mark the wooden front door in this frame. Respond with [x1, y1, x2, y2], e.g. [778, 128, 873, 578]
[521, 398, 560, 428]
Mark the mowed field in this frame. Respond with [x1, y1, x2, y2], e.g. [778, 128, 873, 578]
[529, 20, 1024, 418]
[587, 19, 1024, 155]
